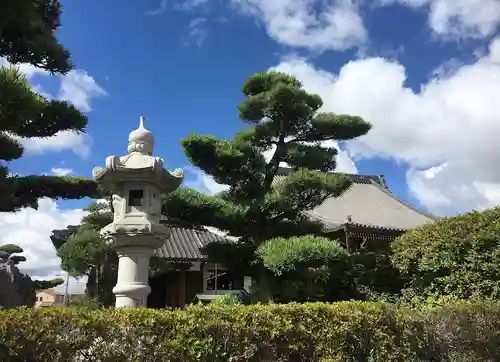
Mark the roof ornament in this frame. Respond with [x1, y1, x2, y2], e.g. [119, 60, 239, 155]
[127, 116, 155, 155]
[346, 215, 352, 223]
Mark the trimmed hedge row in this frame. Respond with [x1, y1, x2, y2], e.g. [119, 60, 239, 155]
[0, 301, 499, 361]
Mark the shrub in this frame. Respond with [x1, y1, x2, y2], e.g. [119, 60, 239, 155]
[0, 301, 499, 361]
[258, 236, 350, 302]
[391, 207, 500, 300]
[257, 236, 347, 276]
[347, 251, 405, 302]
[211, 293, 242, 306]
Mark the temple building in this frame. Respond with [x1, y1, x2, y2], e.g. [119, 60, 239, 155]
[146, 167, 437, 307]
[274, 167, 438, 252]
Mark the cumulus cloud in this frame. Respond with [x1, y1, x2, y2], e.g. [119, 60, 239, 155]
[270, 36, 500, 215]
[184, 166, 230, 195]
[0, 198, 87, 283]
[23, 131, 92, 158]
[262, 139, 359, 174]
[377, 0, 500, 39]
[58, 70, 107, 113]
[230, 0, 367, 52]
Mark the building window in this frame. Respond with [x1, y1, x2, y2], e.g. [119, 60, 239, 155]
[39, 296, 43, 301]
[205, 264, 235, 291]
[128, 190, 144, 206]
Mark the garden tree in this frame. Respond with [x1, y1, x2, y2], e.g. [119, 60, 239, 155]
[347, 251, 405, 302]
[0, 243, 64, 290]
[0, 0, 100, 212]
[54, 200, 117, 306]
[257, 236, 352, 302]
[391, 207, 500, 301]
[163, 71, 371, 300]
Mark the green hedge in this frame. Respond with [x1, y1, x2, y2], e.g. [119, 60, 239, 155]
[1, 301, 499, 361]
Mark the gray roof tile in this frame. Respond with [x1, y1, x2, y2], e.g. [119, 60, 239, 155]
[154, 223, 230, 260]
[274, 169, 437, 231]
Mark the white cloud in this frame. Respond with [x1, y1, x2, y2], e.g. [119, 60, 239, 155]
[377, 0, 500, 39]
[270, 36, 500, 215]
[263, 139, 359, 174]
[23, 130, 92, 158]
[50, 168, 73, 176]
[0, 57, 50, 79]
[57, 70, 107, 112]
[184, 167, 230, 195]
[183, 17, 209, 47]
[230, 0, 367, 52]
[0, 198, 87, 286]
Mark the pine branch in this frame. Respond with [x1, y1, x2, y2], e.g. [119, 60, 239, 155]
[2, 175, 101, 212]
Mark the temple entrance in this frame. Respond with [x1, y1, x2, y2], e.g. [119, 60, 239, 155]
[147, 272, 168, 308]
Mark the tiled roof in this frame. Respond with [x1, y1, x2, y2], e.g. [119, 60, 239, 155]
[37, 289, 64, 296]
[50, 225, 79, 249]
[154, 222, 231, 260]
[274, 168, 437, 232]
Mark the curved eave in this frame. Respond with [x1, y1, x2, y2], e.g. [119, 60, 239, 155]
[93, 167, 184, 192]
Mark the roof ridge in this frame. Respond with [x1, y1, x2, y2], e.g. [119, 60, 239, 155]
[276, 167, 386, 187]
[368, 180, 439, 220]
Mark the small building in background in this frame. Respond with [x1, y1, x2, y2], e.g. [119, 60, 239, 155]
[35, 289, 65, 308]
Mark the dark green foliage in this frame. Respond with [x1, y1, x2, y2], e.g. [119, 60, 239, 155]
[391, 207, 500, 301]
[348, 251, 406, 302]
[50, 225, 79, 249]
[6, 174, 101, 212]
[33, 278, 64, 290]
[258, 236, 349, 302]
[67, 295, 101, 308]
[54, 200, 116, 306]
[176, 71, 371, 299]
[258, 236, 347, 276]
[0, 243, 64, 296]
[0, 1, 99, 212]
[0, 243, 23, 255]
[0, 301, 499, 361]
[58, 228, 110, 277]
[162, 187, 246, 232]
[7, 255, 26, 265]
[0, 0, 72, 73]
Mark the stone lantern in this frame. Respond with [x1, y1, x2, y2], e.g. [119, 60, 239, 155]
[92, 117, 184, 308]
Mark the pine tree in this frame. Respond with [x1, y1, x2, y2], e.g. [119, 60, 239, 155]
[51, 72, 372, 302]
[0, 0, 100, 212]
[163, 71, 371, 300]
[0, 243, 64, 291]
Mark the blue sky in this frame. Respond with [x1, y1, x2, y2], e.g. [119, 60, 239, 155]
[2, 0, 500, 282]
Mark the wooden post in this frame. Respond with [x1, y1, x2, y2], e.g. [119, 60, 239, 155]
[343, 225, 351, 252]
[178, 266, 186, 308]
